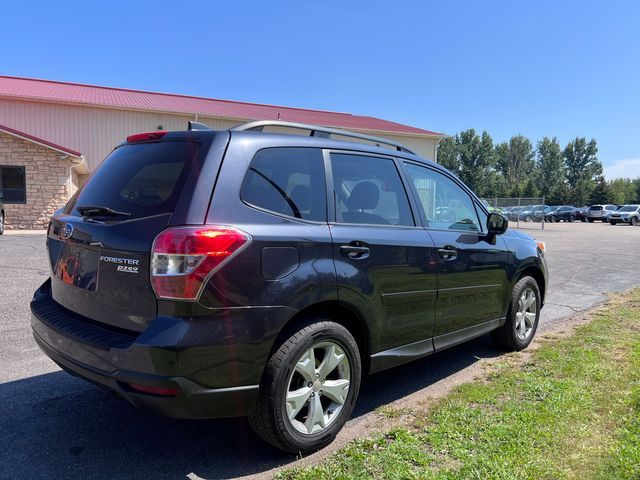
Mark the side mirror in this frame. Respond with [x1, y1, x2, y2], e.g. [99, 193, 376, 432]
[487, 212, 508, 235]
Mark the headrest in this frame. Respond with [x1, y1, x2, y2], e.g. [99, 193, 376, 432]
[347, 181, 379, 210]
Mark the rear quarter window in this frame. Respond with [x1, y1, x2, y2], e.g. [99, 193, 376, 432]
[241, 147, 326, 222]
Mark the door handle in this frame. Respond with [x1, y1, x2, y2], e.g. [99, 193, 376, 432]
[340, 243, 370, 259]
[437, 246, 457, 260]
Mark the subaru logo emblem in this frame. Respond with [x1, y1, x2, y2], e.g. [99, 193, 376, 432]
[61, 223, 74, 240]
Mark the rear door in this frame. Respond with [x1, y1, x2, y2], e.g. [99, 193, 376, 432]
[402, 162, 509, 349]
[47, 137, 206, 332]
[327, 151, 438, 355]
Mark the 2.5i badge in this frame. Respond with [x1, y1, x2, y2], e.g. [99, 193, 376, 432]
[100, 255, 140, 274]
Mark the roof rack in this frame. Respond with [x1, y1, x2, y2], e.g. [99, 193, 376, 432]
[231, 120, 416, 155]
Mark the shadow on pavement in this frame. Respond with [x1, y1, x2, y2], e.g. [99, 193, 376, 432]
[1, 335, 500, 480]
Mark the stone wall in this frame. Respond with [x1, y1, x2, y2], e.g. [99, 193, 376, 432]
[0, 131, 72, 229]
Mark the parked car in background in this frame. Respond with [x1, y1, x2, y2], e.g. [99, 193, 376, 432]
[545, 206, 576, 222]
[574, 207, 588, 222]
[520, 205, 552, 222]
[29, 120, 547, 453]
[609, 205, 640, 226]
[587, 205, 618, 222]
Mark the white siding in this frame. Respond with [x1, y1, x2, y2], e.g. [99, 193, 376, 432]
[0, 99, 439, 171]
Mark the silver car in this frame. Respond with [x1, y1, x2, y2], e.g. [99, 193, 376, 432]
[587, 204, 618, 222]
[609, 205, 640, 226]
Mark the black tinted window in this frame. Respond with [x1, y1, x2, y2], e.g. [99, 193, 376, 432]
[70, 140, 199, 219]
[0, 166, 26, 203]
[241, 148, 326, 222]
[331, 153, 414, 226]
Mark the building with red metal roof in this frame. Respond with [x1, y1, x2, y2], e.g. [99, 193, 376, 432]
[0, 75, 443, 228]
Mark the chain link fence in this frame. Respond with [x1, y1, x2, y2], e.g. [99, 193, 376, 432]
[481, 197, 547, 230]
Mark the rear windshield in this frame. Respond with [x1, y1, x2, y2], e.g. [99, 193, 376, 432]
[69, 141, 199, 219]
[589, 205, 603, 211]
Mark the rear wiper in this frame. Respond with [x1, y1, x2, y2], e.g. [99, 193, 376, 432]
[76, 205, 131, 218]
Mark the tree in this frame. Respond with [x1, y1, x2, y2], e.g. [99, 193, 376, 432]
[456, 129, 496, 197]
[563, 138, 602, 205]
[437, 136, 459, 173]
[536, 137, 564, 202]
[609, 178, 637, 204]
[495, 135, 536, 197]
[588, 175, 612, 204]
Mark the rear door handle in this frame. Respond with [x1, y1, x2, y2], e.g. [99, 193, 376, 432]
[340, 243, 370, 259]
[437, 246, 457, 260]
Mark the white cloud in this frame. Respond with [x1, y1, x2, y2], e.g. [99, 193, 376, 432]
[603, 159, 640, 180]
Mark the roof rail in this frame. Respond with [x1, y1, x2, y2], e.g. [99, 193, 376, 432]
[231, 120, 416, 154]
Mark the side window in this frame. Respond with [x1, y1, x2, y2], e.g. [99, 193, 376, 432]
[404, 162, 481, 231]
[241, 148, 326, 222]
[330, 153, 414, 226]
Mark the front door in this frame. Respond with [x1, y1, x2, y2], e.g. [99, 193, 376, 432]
[327, 152, 438, 367]
[402, 162, 509, 350]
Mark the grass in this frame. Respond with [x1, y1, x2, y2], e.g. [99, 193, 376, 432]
[278, 290, 640, 480]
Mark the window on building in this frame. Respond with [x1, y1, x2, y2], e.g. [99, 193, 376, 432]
[241, 148, 326, 222]
[0, 166, 26, 204]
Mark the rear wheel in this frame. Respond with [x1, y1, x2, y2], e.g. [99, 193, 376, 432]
[569, 215, 575, 222]
[492, 276, 540, 351]
[248, 319, 361, 453]
[631, 217, 638, 226]
[588, 218, 594, 223]
[550, 216, 557, 223]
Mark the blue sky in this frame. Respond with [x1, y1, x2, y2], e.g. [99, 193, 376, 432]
[2, 1, 639, 178]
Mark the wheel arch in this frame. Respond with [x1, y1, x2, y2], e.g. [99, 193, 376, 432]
[516, 265, 546, 305]
[268, 300, 371, 375]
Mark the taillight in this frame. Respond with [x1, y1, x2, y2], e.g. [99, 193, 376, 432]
[127, 131, 168, 143]
[151, 226, 250, 300]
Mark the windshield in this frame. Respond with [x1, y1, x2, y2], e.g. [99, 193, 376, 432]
[619, 205, 639, 212]
[69, 140, 199, 220]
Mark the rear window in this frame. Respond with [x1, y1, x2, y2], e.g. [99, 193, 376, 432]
[589, 206, 603, 211]
[70, 141, 199, 219]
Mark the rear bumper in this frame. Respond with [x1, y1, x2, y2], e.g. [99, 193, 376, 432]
[30, 280, 293, 418]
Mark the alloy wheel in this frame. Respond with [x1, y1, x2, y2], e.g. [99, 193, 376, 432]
[515, 288, 537, 341]
[285, 341, 351, 435]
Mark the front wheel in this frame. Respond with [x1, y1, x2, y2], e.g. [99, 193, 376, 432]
[631, 217, 638, 226]
[248, 320, 362, 453]
[492, 276, 541, 351]
[550, 216, 557, 223]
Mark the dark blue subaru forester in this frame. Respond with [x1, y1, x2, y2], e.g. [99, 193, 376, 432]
[31, 120, 547, 453]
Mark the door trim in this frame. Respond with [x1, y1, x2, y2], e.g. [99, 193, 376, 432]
[433, 317, 505, 351]
[369, 337, 435, 373]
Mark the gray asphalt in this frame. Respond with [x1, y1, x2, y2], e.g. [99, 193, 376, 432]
[1, 222, 639, 480]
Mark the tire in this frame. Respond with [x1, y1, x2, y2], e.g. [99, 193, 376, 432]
[0, 212, 4, 235]
[588, 218, 594, 223]
[610, 221, 616, 226]
[631, 217, 638, 226]
[492, 276, 541, 351]
[248, 319, 362, 453]
[569, 216, 575, 222]
[550, 216, 557, 223]
[525, 216, 531, 223]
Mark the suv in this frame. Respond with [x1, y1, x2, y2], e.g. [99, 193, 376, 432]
[545, 206, 576, 223]
[30, 121, 547, 453]
[587, 204, 618, 222]
[609, 205, 640, 226]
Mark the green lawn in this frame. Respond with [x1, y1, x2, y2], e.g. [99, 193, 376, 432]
[278, 291, 640, 480]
